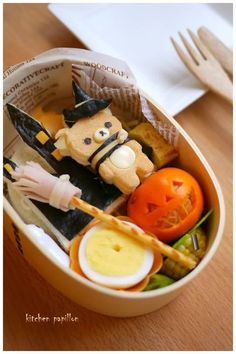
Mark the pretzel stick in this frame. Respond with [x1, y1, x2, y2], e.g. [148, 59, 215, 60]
[71, 196, 196, 269]
[11, 161, 196, 270]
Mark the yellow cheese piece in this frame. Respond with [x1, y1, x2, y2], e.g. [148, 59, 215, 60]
[129, 122, 178, 168]
[4, 163, 13, 173]
[51, 149, 63, 161]
[35, 131, 50, 144]
[86, 228, 145, 276]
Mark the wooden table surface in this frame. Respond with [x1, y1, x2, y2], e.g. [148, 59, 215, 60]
[3, 4, 233, 351]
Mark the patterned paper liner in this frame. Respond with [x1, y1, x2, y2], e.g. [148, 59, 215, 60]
[3, 48, 179, 156]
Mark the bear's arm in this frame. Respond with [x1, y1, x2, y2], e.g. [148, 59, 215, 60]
[126, 139, 142, 153]
[98, 163, 115, 184]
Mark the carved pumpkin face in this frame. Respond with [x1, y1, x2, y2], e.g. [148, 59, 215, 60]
[127, 168, 204, 243]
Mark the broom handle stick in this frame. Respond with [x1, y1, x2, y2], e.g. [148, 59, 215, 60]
[71, 196, 196, 269]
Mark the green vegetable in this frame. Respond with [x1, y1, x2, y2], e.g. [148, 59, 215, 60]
[143, 274, 175, 291]
[161, 210, 213, 280]
[173, 208, 213, 250]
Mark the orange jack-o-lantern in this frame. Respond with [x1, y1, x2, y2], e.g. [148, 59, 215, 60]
[127, 168, 204, 243]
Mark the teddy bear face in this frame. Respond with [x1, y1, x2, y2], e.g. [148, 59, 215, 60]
[63, 109, 123, 165]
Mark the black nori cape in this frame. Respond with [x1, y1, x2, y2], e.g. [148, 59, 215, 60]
[63, 81, 112, 127]
[6, 104, 121, 241]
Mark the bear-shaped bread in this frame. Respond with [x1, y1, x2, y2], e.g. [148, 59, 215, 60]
[52, 81, 154, 194]
[55, 108, 154, 194]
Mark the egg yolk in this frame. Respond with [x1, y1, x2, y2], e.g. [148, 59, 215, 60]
[85, 228, 145, 276]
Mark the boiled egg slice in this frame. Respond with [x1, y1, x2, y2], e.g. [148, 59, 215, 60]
[78, 221, 154, 289]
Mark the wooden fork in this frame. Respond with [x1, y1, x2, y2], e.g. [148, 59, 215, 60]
[171, 29, 233, 104]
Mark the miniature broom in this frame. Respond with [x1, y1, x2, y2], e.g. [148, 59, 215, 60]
[11, 161, 196, 269]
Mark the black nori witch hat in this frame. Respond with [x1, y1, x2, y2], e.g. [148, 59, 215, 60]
[63, 81, 112, 127]
[6, 103, 61, 171]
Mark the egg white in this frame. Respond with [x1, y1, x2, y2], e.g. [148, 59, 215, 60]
[78, 222, 154, 289]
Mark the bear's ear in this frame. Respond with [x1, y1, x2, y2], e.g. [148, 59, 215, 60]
[63, 81, 112, 127]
